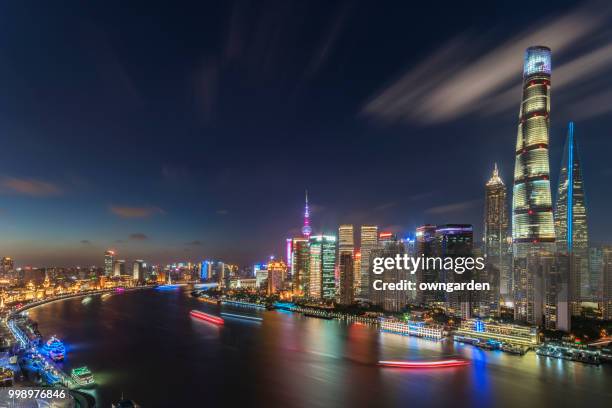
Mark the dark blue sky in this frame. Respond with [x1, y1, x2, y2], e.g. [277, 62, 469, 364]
[1, 0, 611, 267]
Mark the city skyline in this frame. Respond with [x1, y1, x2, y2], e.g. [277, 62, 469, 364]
[2, 1, 612, 267]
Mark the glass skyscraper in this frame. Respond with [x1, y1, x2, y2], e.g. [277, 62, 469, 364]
[512, 46, 555, 250]
[308, 235, 337, 300]
[554, 122, 589, 314]
[512, 46, 555, 325]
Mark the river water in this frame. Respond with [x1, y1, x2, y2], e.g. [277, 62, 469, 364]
[27, 286, 612, 407]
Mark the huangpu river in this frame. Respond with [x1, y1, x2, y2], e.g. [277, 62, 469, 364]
[28, 287, 612, 407]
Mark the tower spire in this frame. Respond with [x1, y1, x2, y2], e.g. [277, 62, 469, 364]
[302, 190, 312, 238]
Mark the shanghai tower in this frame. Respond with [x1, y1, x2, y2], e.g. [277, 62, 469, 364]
[512, 46, 555, 325]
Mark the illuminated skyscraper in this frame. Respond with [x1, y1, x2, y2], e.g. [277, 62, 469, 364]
[415, 224, 437, 304]
[113, 259, 125, 277]
[338, 225, 354, 302]
[369, 236, 408, 312]
[353, 251, 361, 294]
[512, 46, 555, 325]
[512, 46, 555, 249]
[133, 260, 145, 283]
[308, 235, 336, 300]
[267, 261, 287, 295]
[554, 122, 589, 315]
[291, 237, 309, 294]
[359, 225, 378, 298]
[484, 164, 510, 311]
[602, 246, 612, 320]
[104, 250, 115, 277]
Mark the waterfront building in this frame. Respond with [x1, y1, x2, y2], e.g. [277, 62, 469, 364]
[291, 238, 309, 294]
[267, 261, 287, 295]
[512, 46, 556, 325]
[113, 259, 125, 277]
[104, 251, 114, 277]
[308, 235, 337, 300]
[255, 265, 269, 290]
[132, 260, 145, 283]
[229, 277, 257, 290]
[380, 319, 444, 340]
[359, 225, 378, 298]
[455, 319, 538, 348]
[554, 122, 589, 315]
[484, 164, 510, 311]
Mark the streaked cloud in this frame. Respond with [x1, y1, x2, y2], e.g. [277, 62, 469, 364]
[186, 240, 202, 246]
[110, 205, 165, 218]
[425, 199, 481, 215]
[216, 209, 229, 215]
[80, 240, 92, 245]
[129, 233, 148, 240]
[363, 1, 612, 125]
[0, 176, 62, 197]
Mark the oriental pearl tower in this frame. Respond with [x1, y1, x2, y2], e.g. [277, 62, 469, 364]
[302, 190, 312, 238]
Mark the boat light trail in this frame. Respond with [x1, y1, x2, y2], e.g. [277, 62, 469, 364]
[378, 359, 469, 368]
[220, 312, 263, 322]
[190, 310, 224, 325]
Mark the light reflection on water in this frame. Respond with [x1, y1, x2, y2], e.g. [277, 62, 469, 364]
[26, 287, 612, 407]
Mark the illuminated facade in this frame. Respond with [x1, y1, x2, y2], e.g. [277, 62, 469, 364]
[359, 225, 378, 298]
[415, 224, 437, 304]
[291, 238, 309, 294]
[308, 235, 336, 300]
[554, 122, 589, 315]
[104, 251, 114, 277]
[132, 260, 144, 283]
[455, 319, 538, 348]
[369, 238, 408, 311]
[484, 164, 510, 312]
[301, 190, 312, 238]
[512, 46, 556, 325]
[380, 319, 444, 340]
[338, 225, 354, 304]
[267, 261, 287, 295]
[512, 46, 555, 249]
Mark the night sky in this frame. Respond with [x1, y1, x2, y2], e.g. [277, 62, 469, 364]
[1, 0, 612, 267]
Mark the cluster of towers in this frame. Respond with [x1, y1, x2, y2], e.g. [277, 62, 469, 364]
[280, 46, 611, 331]
[483, 46, 611, 331]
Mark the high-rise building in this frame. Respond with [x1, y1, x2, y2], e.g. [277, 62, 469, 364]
[512, 46, 556, 325]
[589, 246, 604, 300]
[291, 238, 309, 294]
[338, 252, 354, 305]
[602, 246, 612, 320]
[359, 225, 378, 298]
[512, 46, 555, 249]
[415, 224, 437, 304]
[308, 235, 336, 300]
[267, 260, 287, 295]
[113, 259, 125, 277]
[133, 260, 145, 283]
[338, 225, 354, 302]
[434, 225, 474, 319]
[554, 122, 589, 315]
[353, 251, 361, 294]
[484, 163, 510, 312]
[104, 250, 115, 277]
[369, 237, 408, 312]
